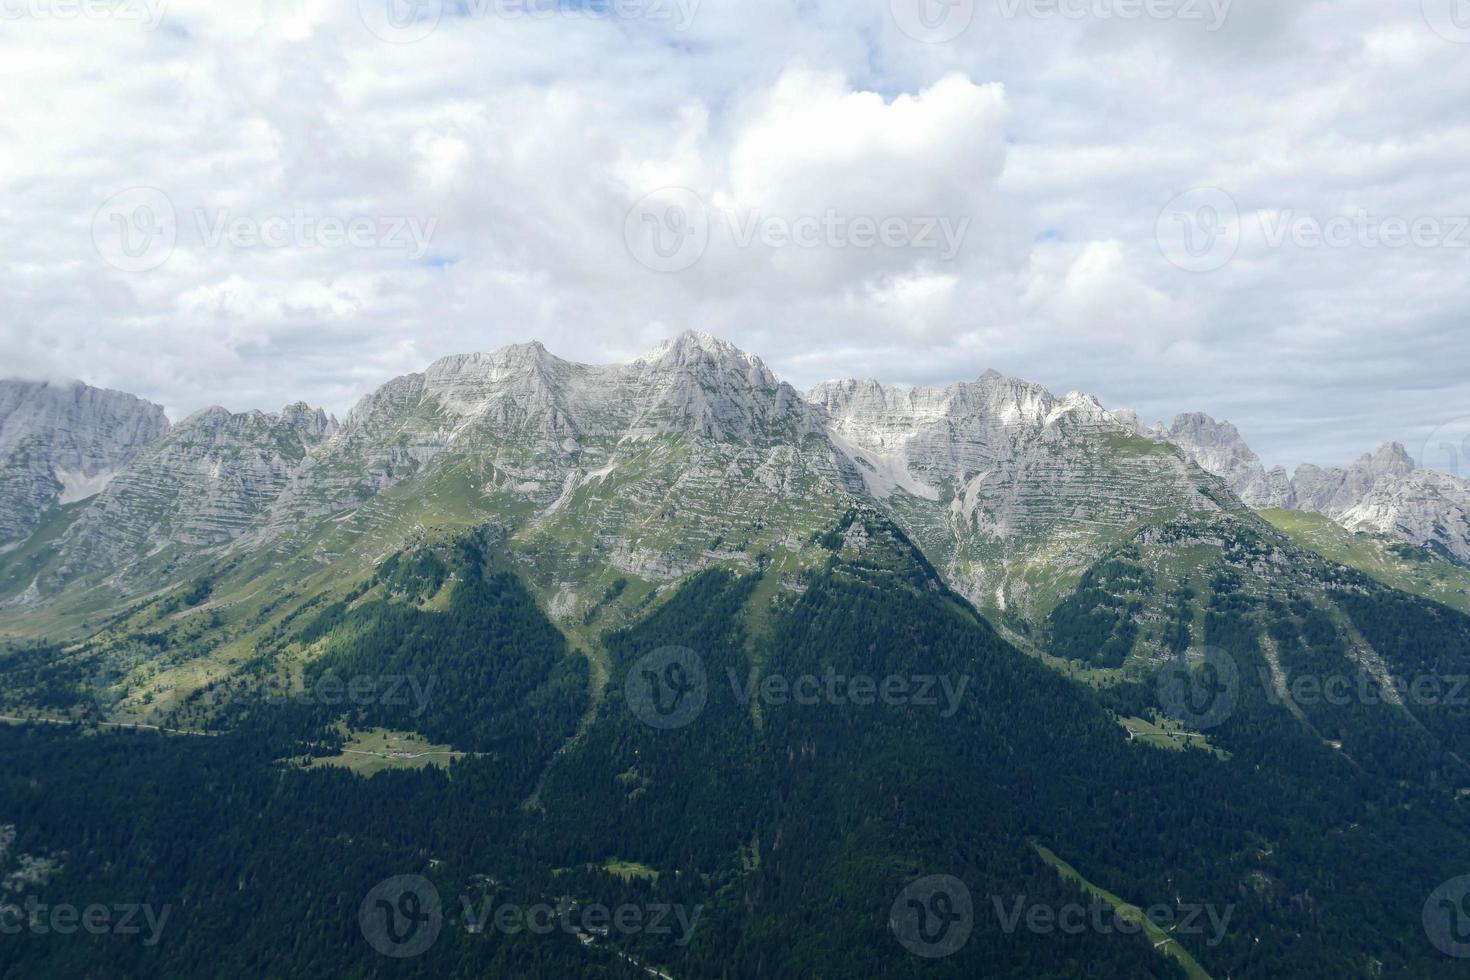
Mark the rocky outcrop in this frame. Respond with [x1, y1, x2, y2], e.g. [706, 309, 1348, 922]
[1152, 413, 1294, 509]
[1157, 413, 1470, 566]
[808, 372, 1230, 615]
[0, 380, 168, 546]
[1290, 442, 1416, 514]
[1289, 443, 1470, 564]
[47, 402, 336, 584]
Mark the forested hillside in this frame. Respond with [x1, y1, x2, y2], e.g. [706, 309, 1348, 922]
[5, 517, 1470, 977]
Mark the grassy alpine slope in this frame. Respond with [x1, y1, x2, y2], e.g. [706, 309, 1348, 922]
[1261, 507, 1470, 613]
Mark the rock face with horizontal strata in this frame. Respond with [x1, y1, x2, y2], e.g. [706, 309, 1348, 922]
[44, 402, 335, 588]
[252, 334, 1225, 620]
[808, 373, 1230, 618]
[0, 380, 169, 547]
[247, 333, 860, 600]
[258, 332, 847, 543]
[3, 334, 1238, 624]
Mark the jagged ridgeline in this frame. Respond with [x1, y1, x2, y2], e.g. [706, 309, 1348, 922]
[4, 517, 1470, 977]
[4, 333, 1469, 655]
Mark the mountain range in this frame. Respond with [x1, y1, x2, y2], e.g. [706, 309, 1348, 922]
[3, 331, 1467, 634]
[6, 334, 1470, 978]
[1153, 412, 1470, 566]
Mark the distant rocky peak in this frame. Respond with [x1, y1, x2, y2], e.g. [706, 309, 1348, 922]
[1148, 412, 1292, 509]
[1155, 410, 1470, 565]
[958, 371, 1060, 422]
[1107, 409, 1152, 436]
[637, 329, 742, 362]
[176, 405, 234, 427]
[479, 340, 557, 373]
[634, 330, 777, 387]
[1159, 412, 1267, 472]
[425, 342, 565, 388]
[811, 369, 1068, 427]
[1167, 412, 1250, 451]
[1365, 441, 1416, 478]
[805, 378, 907, 415]
[1291, 442, 1419, 495]
[276, 402, 337, 442]
[0, 379, 168, 460]
[1053, 391, 1109, 421]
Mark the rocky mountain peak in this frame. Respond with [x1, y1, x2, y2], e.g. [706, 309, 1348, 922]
[1148, 412, 1292, 509]
[1108, 408, 1151, 435]
[0, 379, 168, 458]
[0, 379, 169, 544]
[1367, 441, 1416, 479]
[962, 371, 1059, 424]
[276, 402, 337, 442]
[811, 369, 1115, 452]
[805, 378, 903, 417]
[634, 330, 777, 388]
[637, 329, 739, 360]
[42, 396, 342, 585]
[181, 405, 235, 428]
[1168, 412, 1247, 448]
[174, 404, 332, 444]
[1053, 391, 1109, 423]
[425, 341, 566, 390]
[480, 340, 556, 372]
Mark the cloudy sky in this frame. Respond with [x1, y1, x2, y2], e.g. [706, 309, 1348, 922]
[2, 0, 1468, 469]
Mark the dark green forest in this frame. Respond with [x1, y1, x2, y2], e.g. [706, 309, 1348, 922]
[4, 516, 1470, 977]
